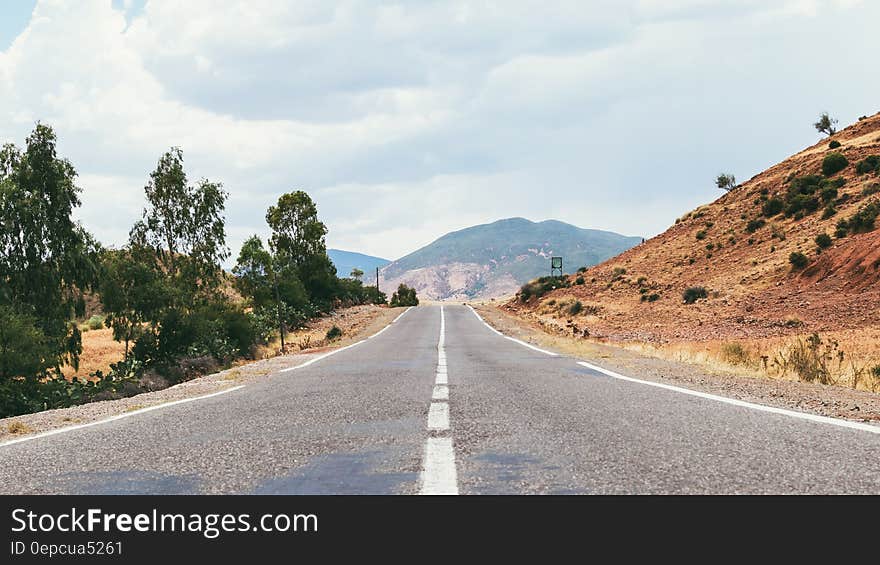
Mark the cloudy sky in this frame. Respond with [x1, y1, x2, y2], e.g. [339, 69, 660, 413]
[1, 1, 878, 263]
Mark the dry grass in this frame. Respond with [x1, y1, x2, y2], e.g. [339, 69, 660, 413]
[622, 329, 880, 392]
[61, 327, 126, 380]
[7, 421, 32, 434]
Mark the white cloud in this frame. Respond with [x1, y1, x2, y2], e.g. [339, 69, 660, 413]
[1, 0, 879, 265]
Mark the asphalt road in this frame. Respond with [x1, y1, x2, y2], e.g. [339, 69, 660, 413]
[2, 305, 880, 494]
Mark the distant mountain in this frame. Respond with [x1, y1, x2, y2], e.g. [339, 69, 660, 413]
[328, 249, 390, 280]
[380, 218, 642, 300]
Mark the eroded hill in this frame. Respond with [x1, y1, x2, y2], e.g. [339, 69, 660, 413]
[505, 112, 880, 347]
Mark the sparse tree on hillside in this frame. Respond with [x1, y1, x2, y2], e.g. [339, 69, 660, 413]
[715, 173, 737, 192]
[814, 112, 838, 136]
[350, 268, 364, 281]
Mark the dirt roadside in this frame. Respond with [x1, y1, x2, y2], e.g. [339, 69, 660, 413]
[0, 305, 405, 443]
[472, 303, 880, 424]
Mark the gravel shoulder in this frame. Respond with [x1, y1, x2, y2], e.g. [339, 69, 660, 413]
[0, 305, 405, 443]
[472, 303, 880, 424]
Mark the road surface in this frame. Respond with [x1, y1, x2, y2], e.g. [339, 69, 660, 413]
[2, 305, 880, 494]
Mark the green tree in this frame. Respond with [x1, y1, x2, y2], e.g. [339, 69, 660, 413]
[265, 191, 337, 302]
[125, 148, 231, 366]
[129, 147, 229, 300]
[814, 112, 838, 136]
[390, 284, 419, 307]
[233, 236, 275, 309]
[350, 268, 364, 281]
[232, 235, 303, 351]
[715, 173, 736, 192]
[0, 305, 55, 382]
[98, 246, 167, 360]
[0, 123, 100, 375]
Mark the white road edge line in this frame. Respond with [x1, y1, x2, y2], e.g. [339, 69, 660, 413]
[0, 385, 246, 449]
[420, 305, 459, 495]
[577, 360, 880, 435]
[467, 305, 557, 356]
[280, 306, 413, 373]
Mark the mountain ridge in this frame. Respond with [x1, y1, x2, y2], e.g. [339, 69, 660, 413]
[380, 217, 641, 300]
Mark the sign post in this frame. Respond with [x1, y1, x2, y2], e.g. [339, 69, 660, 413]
[551, 256, 563, 277]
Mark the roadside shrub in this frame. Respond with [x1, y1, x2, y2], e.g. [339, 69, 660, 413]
[567, 301, 583, 316]
[326, 325, 343, 341]
[762, 198, 784, 217]
[745, 218, 765, 233]
[682, 286, 708, 304]
[518, 276, 570, 302]
[789, 252, 809, 269]
[721, 342, 751, 366]
[855, 155, 880, 176]
[86, 315, 105, 330]
[828, 140, 841, 149]
[773, 333, 840, 385]
[815, 233, 832, 249]
[821, 152, 849, 176]
[390, 284, 419, 307]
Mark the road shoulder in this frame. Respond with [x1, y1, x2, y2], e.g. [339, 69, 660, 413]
[472, 303, 880, 424]
[0, 305, 405, 444]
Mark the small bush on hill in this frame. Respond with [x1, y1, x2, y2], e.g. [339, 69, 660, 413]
[682, 286, 708, 304]
[855, 155, 880, 176]
[745, 218, 765, 233]
[828, 140, 841, 149]
[575, 276, 585, 285]
[815, 233, 832, 249]
[836, 202, 880, 236]
[695, 230, 707, 240]
[641, 293, 660, 303]
[762, 198, 784, 217]
[821, 152, 849, 176]
[789, 252, 809, 269]
[862, 182, 880, 196]
[567, 301, 583, 316]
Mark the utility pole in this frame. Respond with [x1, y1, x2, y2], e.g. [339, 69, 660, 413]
[376, 267, 380, 293]
[272, 267, 285, 353]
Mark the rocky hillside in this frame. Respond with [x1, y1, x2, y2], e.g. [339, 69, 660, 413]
[504, 112, 880, 344]
[380, 218, 641, 300]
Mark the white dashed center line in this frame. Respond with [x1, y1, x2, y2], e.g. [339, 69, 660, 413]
[419, 305, 459, 495]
